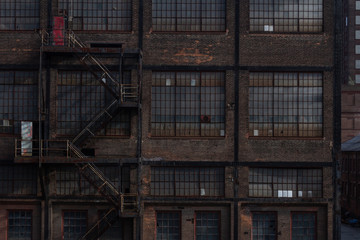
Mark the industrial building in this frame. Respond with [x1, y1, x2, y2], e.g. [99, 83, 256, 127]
[0, 0, 341, 239]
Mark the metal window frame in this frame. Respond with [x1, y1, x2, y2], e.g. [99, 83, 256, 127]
[194, 211, 221, 240]
[251, 211, 278, 240]
[290, 211, 317, 240]
[7, 209, 33, 240]
[62, 210, 88, 240]
[155, 211, 182, 240]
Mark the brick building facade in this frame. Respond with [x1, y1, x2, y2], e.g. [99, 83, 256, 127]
[0, 0, 341, 239]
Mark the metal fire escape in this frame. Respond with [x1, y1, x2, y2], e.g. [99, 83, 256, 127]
[38, 28, 141, 239]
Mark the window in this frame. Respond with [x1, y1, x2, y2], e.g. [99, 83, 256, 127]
[0, 166, 37, 195]
[249, 168, 322, 198]
[58, 0, 132, 31]
[0, 0, 39, 30]
[7, 210, 32, 240]
[249, 72, 322, 137]
[152, 0, 225, 32]
[291, 212, 316, 240]
[57, 71, 130, 136]
[252, 212, 277, 240]
[151, 167, 224, 196]
[195, 211, 220, 240]
[62, 211, 87, 240]
[249, 0, 323, 32]
[56, 165, 129, 195]
[156, 212, 181, 240]
[151, 72, 225, 137]
[0, 71, 37, 134]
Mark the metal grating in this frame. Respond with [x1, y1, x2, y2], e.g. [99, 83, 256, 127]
[57, 71, 131, 136]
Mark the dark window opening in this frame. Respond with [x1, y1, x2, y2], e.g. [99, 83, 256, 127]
[0, 165, 37, 196]
[0, 71, 37, 135]
[55, 165, 130, 196]
[0, 0, 39, 30]
[62, 210, 87, 240]
[291, 212, 316, 240]
[7, 210, 32, 240]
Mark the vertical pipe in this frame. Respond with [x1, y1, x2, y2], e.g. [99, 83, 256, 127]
[333, 0, 343, 239]
[234, 0, 240, 239]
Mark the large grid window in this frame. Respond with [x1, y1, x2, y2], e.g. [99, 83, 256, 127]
[152, 0, 226, 32]
[0, 71, 37, 134]
[249, 72, 323, 137]
[7, 210, 32, 240]
[0, 0, 39, 30]
[195, 211, 220, 240]
[152, 72, 225, 137]
[252, 212, 277, 240]
[62, 211, 87, 240]
[58, 0, 132, 31]
[249, 168, 322, 198]
[291, 212, 316, 240]
[57, 71, 130, 136]
[151, 167, 224, 196]
[56, 165, 129, 195]
[156, 212, 181, 240]
[249, 0, 323, 32]
[0, 166, 37, 196]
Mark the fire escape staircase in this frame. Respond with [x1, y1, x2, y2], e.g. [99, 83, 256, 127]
[40, 30, 139, 239]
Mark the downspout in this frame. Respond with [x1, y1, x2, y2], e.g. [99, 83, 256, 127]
[234, 0, 240, 239]
[136, 0, 144, 236]
[333, 0, 343, 239]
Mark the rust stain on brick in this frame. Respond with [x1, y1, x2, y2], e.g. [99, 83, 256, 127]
[172, 48, 213, 64]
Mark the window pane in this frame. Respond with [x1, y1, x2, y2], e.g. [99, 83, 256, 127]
[291, 212, 316, 240]
[63, 211, 87, 240]
[252, 212, 277, 240]
[156, 212, 180, 240]
[196, 212, 220, 240]
[8, 210, 32, 240]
